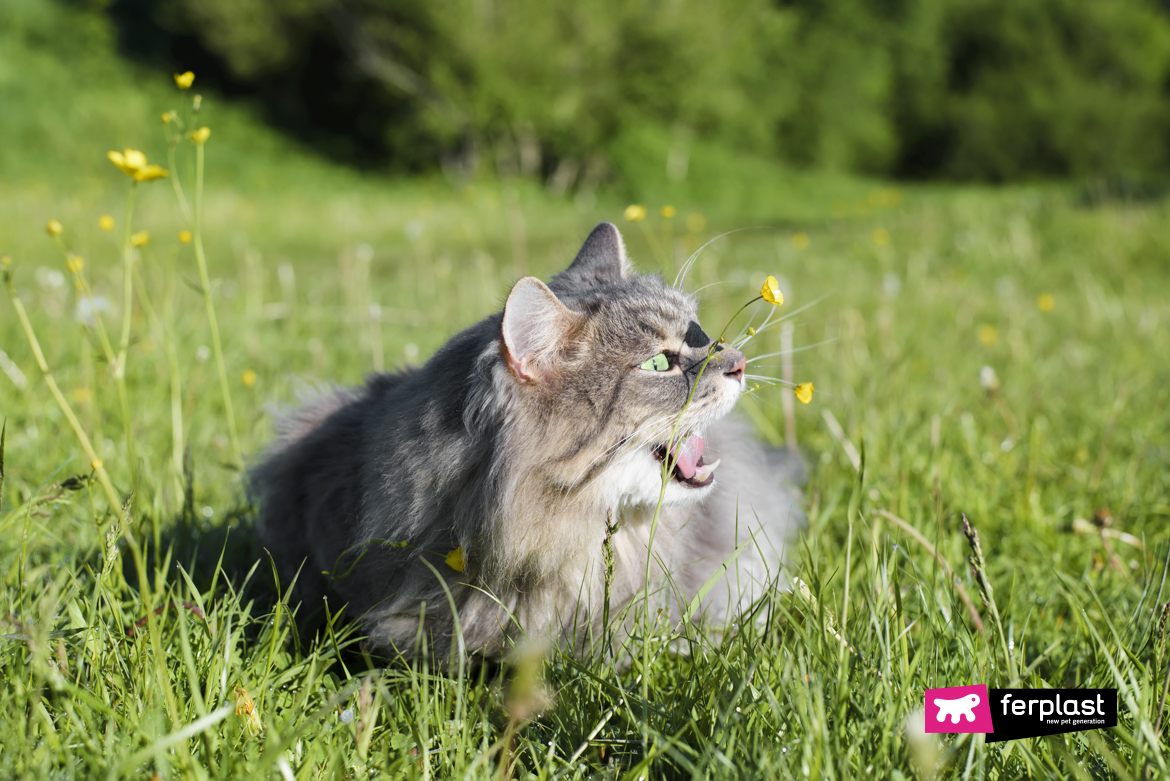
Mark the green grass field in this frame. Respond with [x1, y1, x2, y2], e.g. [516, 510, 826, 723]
[3, 2, 1170, 778]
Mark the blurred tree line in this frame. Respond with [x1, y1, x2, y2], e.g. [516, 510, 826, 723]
[112, 0, 1170, 185]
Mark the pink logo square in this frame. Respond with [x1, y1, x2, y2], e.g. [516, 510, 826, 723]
[925, 685, 994, 733]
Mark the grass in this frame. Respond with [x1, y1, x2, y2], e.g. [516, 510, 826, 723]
[3, 2, 1170, 778]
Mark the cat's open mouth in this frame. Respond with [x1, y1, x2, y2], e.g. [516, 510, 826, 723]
[653, 432, 721, 488]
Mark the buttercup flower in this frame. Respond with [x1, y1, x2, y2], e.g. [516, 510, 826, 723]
[135, 164, 169, 182]
[99, 215, 115, 231]
[794, 382, 814, 404]
[873, 228, 891, 246]
[624, 204, 647, 222]
[978, 324, 998, 346]
[92, 459, 103, 470]
[445, 547, 466, 572]
[1037, 294, 1055, 313]
[107, 149, 169, 182]
[130, 231, 150, 248]
[66, 255, 85, 273]
[660, 205, 676, 219]
[174, 71, 195, 89]
[179, 230, 193, 244]
[108, 149, 146, 175]
[761, 275, 784, 306]
[792, 232, 810, 250]
[233, 686, 263, 738]
[190, 127, 211, 145]
[241, 369, 257, 388]
[46, 219, 63, 237]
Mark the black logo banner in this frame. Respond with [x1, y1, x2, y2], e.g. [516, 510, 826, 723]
[985, 689, 1117, 743]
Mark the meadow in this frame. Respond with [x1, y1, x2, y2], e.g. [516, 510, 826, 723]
[3, 4, 1170, 779]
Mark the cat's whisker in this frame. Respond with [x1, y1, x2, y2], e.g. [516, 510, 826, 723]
[745, 339, 836, 365]
[736, 295, 830, 346]
[731, 301, 774, 346]
[744, 374, 784, 385]
[675, 228, 763, 289]
[688, 280, 735, 298]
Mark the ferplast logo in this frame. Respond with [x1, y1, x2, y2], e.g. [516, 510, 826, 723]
[924, 685, 994, 734]
[925, 686, 1117, 742]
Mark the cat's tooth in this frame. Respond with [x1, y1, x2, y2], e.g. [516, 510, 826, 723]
[693, 458, 722, 481]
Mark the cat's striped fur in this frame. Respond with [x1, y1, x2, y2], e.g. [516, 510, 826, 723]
[251, 222, 803, 659]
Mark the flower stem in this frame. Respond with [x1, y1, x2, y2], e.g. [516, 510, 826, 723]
[116, 184, 140, 488]
[191, 142, 243, 469]
[53, 234, 138, 490]
[133, 264, 185, 501]
[4, 268, 120, 515]
[638, 293, 763, 752]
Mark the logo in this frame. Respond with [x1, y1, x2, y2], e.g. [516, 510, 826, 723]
[925, 686, 1117, 742]
[925, 685, 994, 734]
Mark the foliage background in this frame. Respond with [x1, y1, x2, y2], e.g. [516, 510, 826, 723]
[106, 0, 1170, 184]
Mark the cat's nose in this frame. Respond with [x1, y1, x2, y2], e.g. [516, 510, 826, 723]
[721, 347, 746, 382]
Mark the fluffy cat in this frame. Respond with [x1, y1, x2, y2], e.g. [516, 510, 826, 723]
[251, 222, 803, 659]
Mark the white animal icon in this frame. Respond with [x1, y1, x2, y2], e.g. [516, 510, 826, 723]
[933, 693, 981, 724]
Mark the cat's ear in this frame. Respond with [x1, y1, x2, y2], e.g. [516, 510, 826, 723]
[501, 277, 580, 383]
[557, 222, 629, 286]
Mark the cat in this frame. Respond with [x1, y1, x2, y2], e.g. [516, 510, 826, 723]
[250, 222, 803, 660]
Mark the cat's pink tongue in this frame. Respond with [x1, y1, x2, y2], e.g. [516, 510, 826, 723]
[669, 434, 705, 480]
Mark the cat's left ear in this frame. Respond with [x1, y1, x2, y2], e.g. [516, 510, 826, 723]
[501, 277, 581, 383]
[555, 222, 629, 287]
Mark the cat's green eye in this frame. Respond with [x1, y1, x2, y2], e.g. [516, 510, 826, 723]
[640, 353, 670, 372]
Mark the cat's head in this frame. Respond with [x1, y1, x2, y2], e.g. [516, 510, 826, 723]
[498, 222, 746, 509]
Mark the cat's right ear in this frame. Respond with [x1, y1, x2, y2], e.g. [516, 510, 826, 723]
[501, 277, 580, 383]
[558, 222, 629, 286]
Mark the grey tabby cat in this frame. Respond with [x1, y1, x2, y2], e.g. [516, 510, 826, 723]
[251, 222, 803, 659]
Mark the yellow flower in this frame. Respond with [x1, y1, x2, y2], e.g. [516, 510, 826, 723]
[761, 275, 784, 306]
[161, 111, 173, 124]
[233, 686, 263, 738]
[660, 205, 676, 219]
[71, 388, 90, 404]
[1037, 293, 1055, 313]
[179, 230, 193, 244]
[624, 204, 647, 222]
[445, 547, 466, 572]
[873, 228, 891, 246]
[977, 324, 998, 346]
[46, 219, 63, 237]
[686, 213, 706, 233]
[794, 383, 814, 405]
[108, 149, 146, 176]
[99, 215, 115, 231]
[108, 149, 168, 182]
[190, 127, 211, 145]
[130, 231, 150, 248]
[174, 71, 195, 89]
[133, 164, 169, 183]
[66, 255, 85, 273]
[91, 459, 103, 471]
[1, 255, 11, 269]
[792, 232, 810, 250]
[241, 369, 257, 388]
